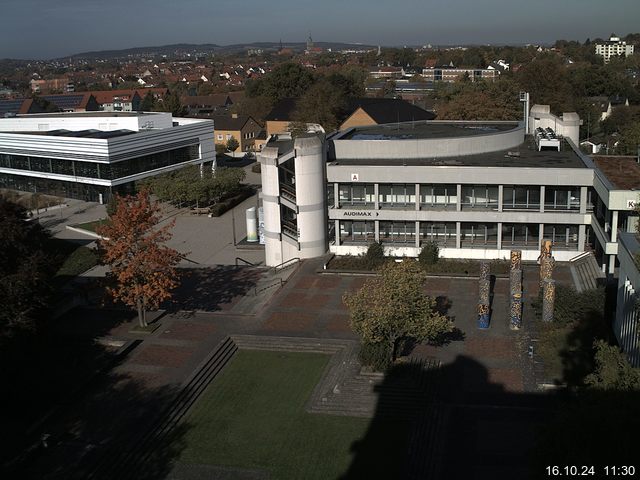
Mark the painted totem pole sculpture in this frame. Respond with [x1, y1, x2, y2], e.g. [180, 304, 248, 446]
[477, 262, 491, 329]
[510, 250, 523, 329]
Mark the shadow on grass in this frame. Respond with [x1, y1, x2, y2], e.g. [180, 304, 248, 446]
[341, 355, 639, 479]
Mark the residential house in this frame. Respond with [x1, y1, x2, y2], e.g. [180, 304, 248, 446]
[212, 114, 263, 152]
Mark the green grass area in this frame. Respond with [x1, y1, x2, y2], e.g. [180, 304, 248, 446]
[180, 350, 370, 479]
[47, 238, 99, 281]
[73, 218, 111, 234]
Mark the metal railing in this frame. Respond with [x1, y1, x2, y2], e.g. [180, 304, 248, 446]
[271, 257, 300, 274]
[235, 257, 255, 267]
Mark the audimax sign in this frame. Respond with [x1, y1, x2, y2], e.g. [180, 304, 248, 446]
[343, 211, 380, 217]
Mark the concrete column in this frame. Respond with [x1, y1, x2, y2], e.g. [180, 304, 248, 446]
[539, 223, 544, 249]
[415, 184, 420, 211]
[579, 186, 587, 214]
[611, 210, 619, 243]
[333, 183, 339, 209]
[374, 183, 379, 210]
[335, 220, 340, 246]
[292, 136, 327, 260]
[415, 221, 420, 248]
[456, 222, 461, 249]
[258, 146, 283, 267]
[540, 186, 545, 213]
[498, 185, 503, 212]
[457, 184, 462, 212]
[375, 220, 380, 242]
[578, 224, 586, 252]
[497, 222, 503, 250]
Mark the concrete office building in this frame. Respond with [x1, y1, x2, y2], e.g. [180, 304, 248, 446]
[258, 105, 640, 275]
[0, 111, 214, 202]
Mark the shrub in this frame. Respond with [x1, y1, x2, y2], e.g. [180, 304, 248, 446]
[363, 241, 385, 270]
[531, 285, 605, 326]
[418, 241, 439, 266]
[358, 341, 392, 372]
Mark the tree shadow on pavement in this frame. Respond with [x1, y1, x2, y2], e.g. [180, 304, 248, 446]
[8, 371, 190, 480]
[166, 266, 263, 313]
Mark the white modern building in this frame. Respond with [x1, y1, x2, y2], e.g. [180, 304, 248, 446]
[258, 105, 639, 274]
[0, 112, 215, 202]
[595, 34, 635, 64]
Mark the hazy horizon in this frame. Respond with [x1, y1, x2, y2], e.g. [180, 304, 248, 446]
[1, 0, 639, 60]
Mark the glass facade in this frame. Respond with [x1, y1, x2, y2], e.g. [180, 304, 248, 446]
[0, 172, 118, 202]
[378, 184, 415, 208]
[340, 220, 375, 243]
[461, 185, 499, 210]
[420, 222, 456, 246]
[503, 186, 541, 210]
[420, 184, 457, 209]
[544, 224, 579, 250]
[461, 223, 498, 247]
[544, 187, 580, 211]
[339, 183, 375, 208]
[379, 221, 416, 244]
[0, 145, 199, 181]
[502, 223, 540, 248]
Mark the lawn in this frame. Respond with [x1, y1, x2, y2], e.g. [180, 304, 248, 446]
[180, 350, 370, 479]
[73, 218, 110, 233]
[48, 238, 99, 282]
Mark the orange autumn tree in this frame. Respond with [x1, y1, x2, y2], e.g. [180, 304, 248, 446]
[97, 189, 182, 327]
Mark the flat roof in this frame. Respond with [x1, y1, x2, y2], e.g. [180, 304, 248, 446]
[12, 129, 137, 139]
[593, 156, 640, 190]
[329, 137, 587, 169]
[339, 121, 517, 140]
[13, 112, 158, 119]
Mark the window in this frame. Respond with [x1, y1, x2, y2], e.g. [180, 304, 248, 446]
[420, 184, 457, 208]
[461, 185, 498, 210]
[503, 186, 540, 210]
[378, 184, 415, 208]
[420, 222, 456, 246]
[226, 134, 232, 140]
[543, 224, 579, 250]
[544, 187, 580, 210]
[461, 223, 498, 247]
[338, 183, 375, 207]
[502, 224, 540, 247]
[379, 221, 416, 244]
[217, 134, 223, 140]
[340, 220, 374, 243]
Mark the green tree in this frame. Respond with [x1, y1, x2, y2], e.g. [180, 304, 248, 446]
[418, 242, 439, 266]
[246, 63, 315, 102]
[159, 90, 184, 116]
[343, 261, 453, 362]
[585, 340, 640, 390]
[226, 136, 240, 152]
[0, 199, 55, 340]
[436, 77, 521, 120]
[293, 78, 348, 131]
[139, 92, 157, 111]
[616, 121, 640, 155]
[515, 54, 575, 113]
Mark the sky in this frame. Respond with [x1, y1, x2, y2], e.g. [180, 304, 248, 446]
[1, 0, 639, 59]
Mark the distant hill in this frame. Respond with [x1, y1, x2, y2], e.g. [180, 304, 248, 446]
[61, 41, 378, 60]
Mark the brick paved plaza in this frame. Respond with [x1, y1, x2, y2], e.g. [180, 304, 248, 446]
[15, 258, 575, 479]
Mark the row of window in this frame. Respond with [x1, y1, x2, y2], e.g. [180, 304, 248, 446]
[330, 183, 586, 211]
[0, 146, 199, 181]
[336, 221, 580, 250]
